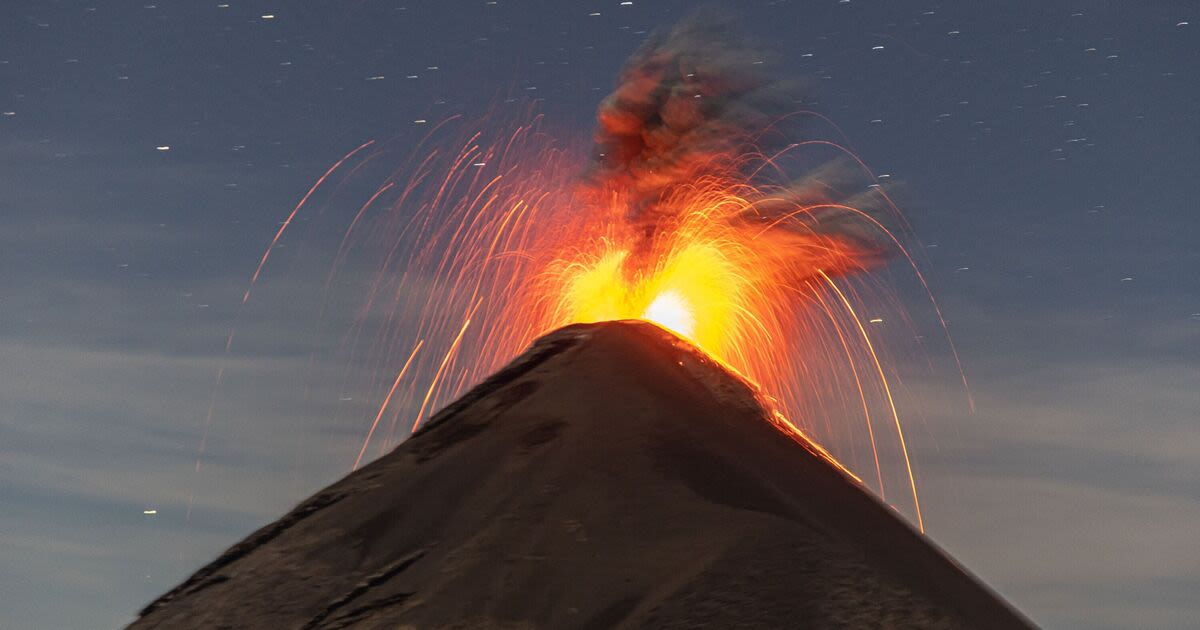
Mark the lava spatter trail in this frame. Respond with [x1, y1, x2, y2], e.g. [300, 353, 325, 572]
[202, 14, 974, 531]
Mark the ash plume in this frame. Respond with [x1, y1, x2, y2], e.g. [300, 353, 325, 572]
[583, 13, 894, 266]
[584, 14, 785, 217]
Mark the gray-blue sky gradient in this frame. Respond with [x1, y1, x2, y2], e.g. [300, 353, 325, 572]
[2, 2, 1197, 628]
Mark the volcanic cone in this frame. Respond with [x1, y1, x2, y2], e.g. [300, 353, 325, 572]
[130, 321, 1032, 630]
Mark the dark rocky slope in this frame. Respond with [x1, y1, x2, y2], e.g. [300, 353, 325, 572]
[130, 321, 1033, 630]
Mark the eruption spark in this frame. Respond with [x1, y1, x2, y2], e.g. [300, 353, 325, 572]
[222, 15, 972, 530]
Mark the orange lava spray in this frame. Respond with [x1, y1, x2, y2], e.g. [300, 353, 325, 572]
[219, 17, 974, 532]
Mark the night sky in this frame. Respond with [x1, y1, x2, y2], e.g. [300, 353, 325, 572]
[3, 2, 1198, 628]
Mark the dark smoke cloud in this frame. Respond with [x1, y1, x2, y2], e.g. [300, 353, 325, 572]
[584, 12, 789, 222]
[583, 12, 895, 266]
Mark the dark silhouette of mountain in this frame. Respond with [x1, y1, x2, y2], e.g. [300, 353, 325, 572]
[130, 321, 1033, 629]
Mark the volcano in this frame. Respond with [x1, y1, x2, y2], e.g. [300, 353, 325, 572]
[131, 321, 1032, 629]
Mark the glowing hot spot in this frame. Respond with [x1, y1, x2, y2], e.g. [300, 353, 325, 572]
[554, 237, 750, 359]
[642, 290, 695, 338]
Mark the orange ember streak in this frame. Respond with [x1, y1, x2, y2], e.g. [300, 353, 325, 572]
[243, 140, 375, 305]
[410, 308, 475, 433]
[195, 365, 225, 474]
[190, 141, 374, 523]
[326, 181, 395, 293]
[810, 284, 886, 498]
[818, 269, 923, 532]
[759, 200, 975, 414]
[354, 340, 423, 470]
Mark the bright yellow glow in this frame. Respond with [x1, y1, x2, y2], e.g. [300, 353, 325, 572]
[642, 290, 694, 338]
[556, 238, 749, 358]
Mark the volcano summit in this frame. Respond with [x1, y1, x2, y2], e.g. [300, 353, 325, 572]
[131, 322, 1032, 629]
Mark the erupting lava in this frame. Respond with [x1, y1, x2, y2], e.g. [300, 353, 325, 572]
[558, 238, 745, 355]
[550, 174, 880, 365]
[216, 15, 972, 532]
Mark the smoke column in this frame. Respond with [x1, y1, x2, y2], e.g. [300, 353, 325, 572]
[582, 12, 891, 275]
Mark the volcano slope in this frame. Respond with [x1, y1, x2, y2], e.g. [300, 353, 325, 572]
[131, 321, 1033, 629]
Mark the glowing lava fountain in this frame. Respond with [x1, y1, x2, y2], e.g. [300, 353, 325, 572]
[221, 19, 974, 532]
[224, 113, 974, 534]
